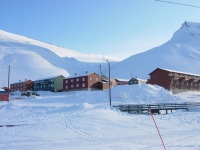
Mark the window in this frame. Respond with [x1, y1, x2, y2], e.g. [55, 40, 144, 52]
[65, 85, 68, 89]
[82, 83, 85, 87]
[51, 84, 54, 87]
[76, 84, 79, 88]
[71, 85, 74, 88]
[171, 80, 173, 85]
[182, 82, 184, 86]
[90, 77, 92, 80]
[96, 78, 98, 81]
[82, 77, 85, 81]
[90, 83, 92, 87]
[176, 81, 179, 85]
[71, 79, 73, 82]
[76, 78, 79, 82]
[65, 80, 68, 84]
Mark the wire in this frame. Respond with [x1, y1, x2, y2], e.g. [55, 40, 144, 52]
[155, 0, 200, 9]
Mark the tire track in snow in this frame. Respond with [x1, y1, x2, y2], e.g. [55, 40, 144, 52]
[63, 112, 101, 140]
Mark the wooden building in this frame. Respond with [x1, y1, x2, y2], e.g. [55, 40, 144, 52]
[63, 73, 101, 91]
[10, 80, 33, 92]
[128, 78, 147, 85]
[34, 75, 64, 92]
[147, 68, 200, 94]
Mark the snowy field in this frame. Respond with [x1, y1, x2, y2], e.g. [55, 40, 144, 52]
[0, 84, 200, 150]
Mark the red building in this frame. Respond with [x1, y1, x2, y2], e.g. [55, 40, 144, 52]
[0, 89, 8, 101]
[10, 80, 34, 92]
[147, 68, 200, 94]
[63, 73, 102, 91]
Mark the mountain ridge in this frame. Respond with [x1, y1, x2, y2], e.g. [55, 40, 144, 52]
[110, 21, 200, 79]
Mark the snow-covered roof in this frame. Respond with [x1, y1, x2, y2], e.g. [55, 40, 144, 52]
[131, 78, 147, 82]
[0, 89, 5, 92]
[11, 80, 32, 85]
[64, 72, 99, 79]
[34, 75, 64, 81]
[113, 78, 130, 82]
[150, 68, 200, 77]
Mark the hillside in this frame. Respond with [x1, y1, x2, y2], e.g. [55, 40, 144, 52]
[0, 30, 117, 85]
[110, 22, 200, 79]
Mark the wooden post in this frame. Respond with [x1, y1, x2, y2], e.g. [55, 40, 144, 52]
[7, 65, 10, 102]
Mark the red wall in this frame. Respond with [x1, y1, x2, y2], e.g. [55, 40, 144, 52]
[0, 94, 9, 101]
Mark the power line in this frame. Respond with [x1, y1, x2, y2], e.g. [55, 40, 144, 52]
[155, 0, 200, 9]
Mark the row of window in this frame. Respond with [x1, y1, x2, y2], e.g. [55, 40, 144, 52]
[34, 79, 54, 83]
[11, 84, 23, 87]
[34, 84, 54, 89]
[65, 77, 99, 84]
[171, 80, 200, 86]
[65, 83, 86, 89]
[11, 88, 22, 91]
[66, 77, 85, 83]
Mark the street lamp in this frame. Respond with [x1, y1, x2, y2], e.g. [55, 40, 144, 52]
[106, 60, 111, 106]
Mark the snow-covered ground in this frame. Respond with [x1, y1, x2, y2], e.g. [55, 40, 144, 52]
[0, 84, 200, 150]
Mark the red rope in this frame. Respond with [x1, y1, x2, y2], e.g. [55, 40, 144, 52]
[149, 109, 167, 150]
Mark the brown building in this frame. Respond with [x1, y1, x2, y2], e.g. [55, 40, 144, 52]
[111, 78, 129, 86]
[63, 73, 101, 91]
[10, 80, 33, 92]
[147, 68, 200, 94]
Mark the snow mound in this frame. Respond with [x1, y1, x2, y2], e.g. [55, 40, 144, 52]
[112, 84, 181, 104]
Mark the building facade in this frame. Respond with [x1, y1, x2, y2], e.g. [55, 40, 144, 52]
[147, 68, 200, 94]
[0, 89, 8, 101]
[10, 80, 33, 92]
[63, 73, 101, 91]
[34, 75, 64, 92]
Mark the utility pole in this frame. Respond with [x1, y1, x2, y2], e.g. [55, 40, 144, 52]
[130, 73, 133, 78]
[106, 60, 111, 106]
[100, 64, 102, 80]
[8, 65, 10, 101]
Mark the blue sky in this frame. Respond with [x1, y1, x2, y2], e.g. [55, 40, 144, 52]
[0, 0, 200, 60]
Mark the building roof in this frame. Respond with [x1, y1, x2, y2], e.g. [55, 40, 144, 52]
[113, 78, 130, 82]
[0, 89, 5, 92]
[11, 79, 32, 85]
[149, 68, 200, 77]
[34, 75, 65, 81]
[64, 72, 100, 79]
[130, 77, 147, 82]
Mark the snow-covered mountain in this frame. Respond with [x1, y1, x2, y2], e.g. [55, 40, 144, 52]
[1, 21, 200, 86]
[111, 21, 200, 79]
[0, 30, 117, 85]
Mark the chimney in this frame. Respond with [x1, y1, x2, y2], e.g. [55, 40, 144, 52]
[75, 73, 77, 76]
[86, 71, 88, 74]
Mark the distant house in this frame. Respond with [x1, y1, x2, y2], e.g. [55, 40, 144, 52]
[0, 89, 8, 101]
[10, 80, 33, 92]
[128, 78, 147, 85]
[63, 72, 101, 91]
[111, 78, 129, 86]
[98, 81, 109, 90]
[147, 68, 200, 94]
[34, 75, 64, 92]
